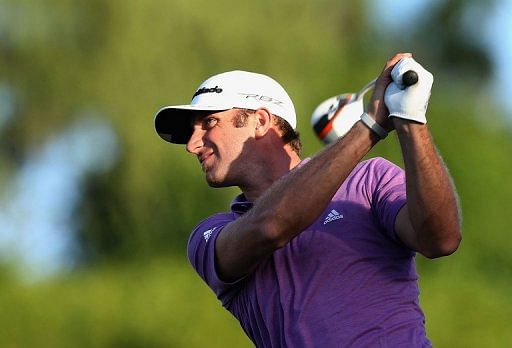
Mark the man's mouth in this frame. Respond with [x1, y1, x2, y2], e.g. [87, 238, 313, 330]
[199, 152, 214, 171]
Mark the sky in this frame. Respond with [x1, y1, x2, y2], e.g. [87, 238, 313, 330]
[0, 0, 511, 280]
[485, 0, 512, 113]
[0, 116, 118, 280]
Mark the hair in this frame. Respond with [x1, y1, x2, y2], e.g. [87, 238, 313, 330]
[234, 109, 302, 156]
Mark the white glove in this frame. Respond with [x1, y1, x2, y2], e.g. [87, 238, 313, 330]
[384, 57, 434, 124]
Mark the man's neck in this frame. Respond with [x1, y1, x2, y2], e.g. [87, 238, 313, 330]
[241, 154, 301, 202]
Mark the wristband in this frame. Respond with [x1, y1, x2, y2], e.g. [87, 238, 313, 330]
[360, 112, 388, 139]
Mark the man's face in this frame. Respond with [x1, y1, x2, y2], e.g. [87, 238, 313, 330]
[186, 109, 256, 187]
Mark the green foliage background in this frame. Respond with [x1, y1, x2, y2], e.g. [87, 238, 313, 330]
[0, 0, 511, 346]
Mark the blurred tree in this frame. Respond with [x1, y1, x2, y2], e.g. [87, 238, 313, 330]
[0, 1, 511, 347]
[0, 0, 111, 155]
[0, 0, 510, 276]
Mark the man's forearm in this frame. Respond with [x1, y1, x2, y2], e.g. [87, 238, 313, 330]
[251, 121, 379, 245]
[394, 120, 462, 257]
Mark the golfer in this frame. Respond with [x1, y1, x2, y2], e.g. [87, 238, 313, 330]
[154, 53, 461, 347]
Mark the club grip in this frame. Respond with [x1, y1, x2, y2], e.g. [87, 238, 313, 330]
[402, 70, 418, 87]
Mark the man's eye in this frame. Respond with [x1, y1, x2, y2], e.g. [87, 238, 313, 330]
[205, 118, 218, 127]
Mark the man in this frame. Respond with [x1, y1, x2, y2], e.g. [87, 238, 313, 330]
[154, 53, 461, 347]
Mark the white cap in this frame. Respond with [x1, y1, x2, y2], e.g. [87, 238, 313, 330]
[155, 70, 297, 144]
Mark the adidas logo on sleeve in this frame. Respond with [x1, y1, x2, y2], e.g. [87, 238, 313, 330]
[323, 209, 343, 225]
[203, 227, 217, 242]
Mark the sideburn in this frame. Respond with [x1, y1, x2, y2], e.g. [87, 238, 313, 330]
[233, 109, 253, 128]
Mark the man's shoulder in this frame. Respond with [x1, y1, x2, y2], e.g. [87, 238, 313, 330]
[188, 211, 236, 243]
[192, 212, 236, 233]
[353, 157, 403, 176]
[188, 193, 249, 246]
[359, 156, 400, 169]
[342, 157, 404, 193]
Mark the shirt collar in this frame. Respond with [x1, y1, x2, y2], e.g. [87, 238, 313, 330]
[230, 194, 253, 214]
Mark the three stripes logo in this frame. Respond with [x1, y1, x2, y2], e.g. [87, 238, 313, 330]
[323, 209, 343, 225]
[203, 227, 217, 242]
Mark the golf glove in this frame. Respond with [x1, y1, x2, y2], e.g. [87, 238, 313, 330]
[384, 57, 433, 124]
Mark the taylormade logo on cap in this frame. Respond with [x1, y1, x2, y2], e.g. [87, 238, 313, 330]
[192, 86, 223, 98]
[154, 70, 297, 144]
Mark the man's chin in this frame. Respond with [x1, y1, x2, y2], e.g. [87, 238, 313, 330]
[206, 180, 224, 188]
[205, 176, 227, 188]
[205, 174, 235, 188]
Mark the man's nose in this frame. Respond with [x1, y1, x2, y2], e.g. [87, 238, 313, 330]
[186, 126, 204, 154]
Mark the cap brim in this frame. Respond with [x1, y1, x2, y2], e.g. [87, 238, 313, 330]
[154, 105, 229, 144]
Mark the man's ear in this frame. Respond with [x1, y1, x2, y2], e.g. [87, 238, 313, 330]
[254, 108, 272, 138]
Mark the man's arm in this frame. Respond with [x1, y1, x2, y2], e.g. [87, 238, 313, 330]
[382, 57, 462, 257]
[214, 53, 411, 282]
[393, 120, 462, 258]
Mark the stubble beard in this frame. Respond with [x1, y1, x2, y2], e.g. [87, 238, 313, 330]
[204, 165, 242, 189]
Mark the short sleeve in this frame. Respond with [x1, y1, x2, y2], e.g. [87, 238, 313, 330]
[365, 158, 407, 243]
[187, 213, 244, 307]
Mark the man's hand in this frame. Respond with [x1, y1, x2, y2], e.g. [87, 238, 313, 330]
[366, 52, 413, 132]
[384, 57, 434, 124]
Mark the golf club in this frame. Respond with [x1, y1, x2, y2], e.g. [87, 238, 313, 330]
[311, 70, 418, 144]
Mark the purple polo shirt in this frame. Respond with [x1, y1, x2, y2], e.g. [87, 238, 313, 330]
[187, 157, 431, 347]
